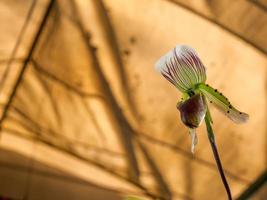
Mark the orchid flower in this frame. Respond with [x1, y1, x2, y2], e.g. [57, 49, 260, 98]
[155, 45, 249, 153]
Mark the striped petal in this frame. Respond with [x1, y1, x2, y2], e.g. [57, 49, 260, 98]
[198, 83, 249, 123]
[155, 45, 206, 92]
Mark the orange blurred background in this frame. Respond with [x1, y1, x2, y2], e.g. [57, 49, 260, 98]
[0, 0, 266, 199]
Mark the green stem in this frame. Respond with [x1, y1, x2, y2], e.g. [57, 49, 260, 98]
[204, 114, 232, 200]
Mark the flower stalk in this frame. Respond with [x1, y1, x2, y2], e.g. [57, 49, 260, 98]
[204, 110, 232, 200]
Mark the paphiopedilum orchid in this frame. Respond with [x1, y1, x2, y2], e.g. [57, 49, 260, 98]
[155, 45, 249, 153]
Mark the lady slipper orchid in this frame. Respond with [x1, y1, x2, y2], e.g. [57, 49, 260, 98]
[155, 45, 249, 153]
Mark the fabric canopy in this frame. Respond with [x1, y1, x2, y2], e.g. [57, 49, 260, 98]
[0, 0, 266, 199]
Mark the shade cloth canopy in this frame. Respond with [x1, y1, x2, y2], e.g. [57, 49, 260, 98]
[0, 0, 266, 199]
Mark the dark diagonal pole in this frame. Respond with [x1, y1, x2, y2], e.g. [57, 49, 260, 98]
[0, 0, 55, 135]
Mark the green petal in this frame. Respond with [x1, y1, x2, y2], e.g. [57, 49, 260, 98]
[197, 83, 249, 123]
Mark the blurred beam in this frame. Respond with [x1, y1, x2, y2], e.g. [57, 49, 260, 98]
[236, 171, 267, 200]
[138, 132, 250, 183]
[0, 58, 24, 65]
[69, 0, 141, 183]
[166, 0, 267, 55]
[1, 129, 159, 200]
[0, 0, 37, 93]
[8, 105, 123, 158]
[90, 0, 139, 118]
[248, 0, 267, 11]
[138, 142, 173, 200]
[0, 160, 125, 195]
[31, 59, 105, 100]
[0, 0, 55, 134]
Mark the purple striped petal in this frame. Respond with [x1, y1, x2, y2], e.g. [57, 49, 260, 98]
[155, 45, 206, 92]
